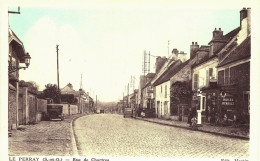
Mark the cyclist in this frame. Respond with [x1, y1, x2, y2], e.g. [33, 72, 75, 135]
[187, 106, 197, 127]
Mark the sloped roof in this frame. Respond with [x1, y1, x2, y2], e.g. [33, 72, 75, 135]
[9, 28, 26, 61]
[152, 60, 182, 86]
[60, 83, 81, 97]
[218, 36, 250, 67]
[212, 27, 240, 55]
[146, 73, 156, 79]
[198, 45, 210, 52]
[191, 54, 217, 69]
[9, 28, 23, 45]
[192, 27, 240, 69]
[142, 73, 156, 90]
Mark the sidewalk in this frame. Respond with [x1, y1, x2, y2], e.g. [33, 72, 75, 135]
[8, 114, 85, 156]
[136, 117, 249, 140]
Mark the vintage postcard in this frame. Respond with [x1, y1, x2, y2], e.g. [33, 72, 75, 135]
[1, 0, 259, 161]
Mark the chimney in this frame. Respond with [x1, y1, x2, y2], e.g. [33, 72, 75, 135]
[212, 28, 223, 40]
[247, 8, 251, 35]
[190, 41, 199, 59]
[237, 8, 251, 44]
[240, 8, 248, 27]
[155, 56, 167, 73]
[172, 48, 178, 60]
[172, 48, 178, 54]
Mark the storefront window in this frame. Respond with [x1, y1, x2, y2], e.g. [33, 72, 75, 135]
[218, 70, 224, 85]
[224, 68, 230, 85]
[193, 74, 198, 90]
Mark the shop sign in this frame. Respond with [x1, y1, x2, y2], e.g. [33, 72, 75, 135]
[221, 96, 235, 106]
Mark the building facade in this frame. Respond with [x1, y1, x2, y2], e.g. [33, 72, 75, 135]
[8, 28, 28, 130]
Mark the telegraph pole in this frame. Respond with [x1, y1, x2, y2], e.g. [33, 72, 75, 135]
[96, 95, 97, 111]
[168, 40, 170, 58]
[56, 45, 60, 90]
[123, 92, 124, 112]
[127, 83, 129, 108]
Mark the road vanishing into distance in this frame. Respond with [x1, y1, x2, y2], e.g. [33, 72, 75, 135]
[73, 114, 249, 158]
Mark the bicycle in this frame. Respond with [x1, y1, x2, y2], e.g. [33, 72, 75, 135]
[191, 117, 198, 130]
[215, 113, 227, 127]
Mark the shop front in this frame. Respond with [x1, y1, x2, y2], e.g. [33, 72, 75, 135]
[192, 86, 239, 126]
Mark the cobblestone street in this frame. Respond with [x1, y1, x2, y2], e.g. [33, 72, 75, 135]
[74, 114, 249, 158]
[8, 114, 85, 156]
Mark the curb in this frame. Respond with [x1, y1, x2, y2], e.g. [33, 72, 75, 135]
[70, 115, 86, 156]
[136, 117, 249, 140]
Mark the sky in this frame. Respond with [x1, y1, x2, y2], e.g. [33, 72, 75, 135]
[7, 2, 247, 102]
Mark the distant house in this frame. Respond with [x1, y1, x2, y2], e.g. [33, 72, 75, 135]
[140, 73, 156, 117]
[129, 89, 138, 109]
[142, 73, 156, 109]
[169, 54, 196, 121]
[60, 83, 88, 113]
[151, 50, 186, 119]
[137, 75, 146, 109]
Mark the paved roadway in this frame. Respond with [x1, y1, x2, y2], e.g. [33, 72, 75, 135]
[73, 114, 249, 158]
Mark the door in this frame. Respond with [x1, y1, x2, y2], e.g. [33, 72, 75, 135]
[157, 101, 160, 118]
[18, 95, 23, 125]
[164, 101, 168, 116]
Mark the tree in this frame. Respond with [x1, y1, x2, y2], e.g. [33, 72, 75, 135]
[60, 94, 77, 104]
[171, 81, 192, 105]
[19, 80, 39, 93]
[41, 84, 61, 103]
[170, 81, 192, 115]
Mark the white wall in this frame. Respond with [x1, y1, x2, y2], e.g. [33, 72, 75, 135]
[192, 58, 218, 90]
[59, 104, 78, 115]
[155, 81, 171, 118]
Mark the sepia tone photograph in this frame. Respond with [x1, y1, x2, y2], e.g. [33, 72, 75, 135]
[1, 0, 259, 161]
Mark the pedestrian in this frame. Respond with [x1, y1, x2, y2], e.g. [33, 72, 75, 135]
[187, 106, 197, 126]
[210, 107, 216, 125]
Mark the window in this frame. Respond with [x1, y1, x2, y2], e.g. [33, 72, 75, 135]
[243, 91, 250, 113]
[209, 68, 213, 77]
[165, 85, 167, 98]
[224, 68, 230, 85]
[193, 74, 198, 90]
[218, 70, 224, 85]
[202, 96, 206, 111]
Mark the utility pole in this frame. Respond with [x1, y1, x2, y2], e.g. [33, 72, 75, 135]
[56, 45, 60, 90]
[8, 7, 20, 14]
[80, 73, 83, 89]
[123, 92, 124, 113]
[127, 83, 129, 108]
[143, 50, 150, 83]
[168, 40, 170, 58]
[79, 74, 83, 113]
[96, 95, 97, 111]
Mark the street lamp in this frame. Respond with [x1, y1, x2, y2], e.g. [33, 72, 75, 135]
[8, 52, 31, 74]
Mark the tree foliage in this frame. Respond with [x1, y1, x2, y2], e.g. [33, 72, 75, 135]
[60, 94, 77, 104]
[170, 81, 192, 105]
[40, 84, 61, 103]
[19, 80, 39, 93]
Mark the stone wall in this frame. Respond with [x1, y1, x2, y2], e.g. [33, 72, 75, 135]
[37, 98, 47, 113]
[8, 88, 17, 130]
[70, 104, 78, 115]
[36, 98, 47, 122]
[28, 94, 37, 123]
